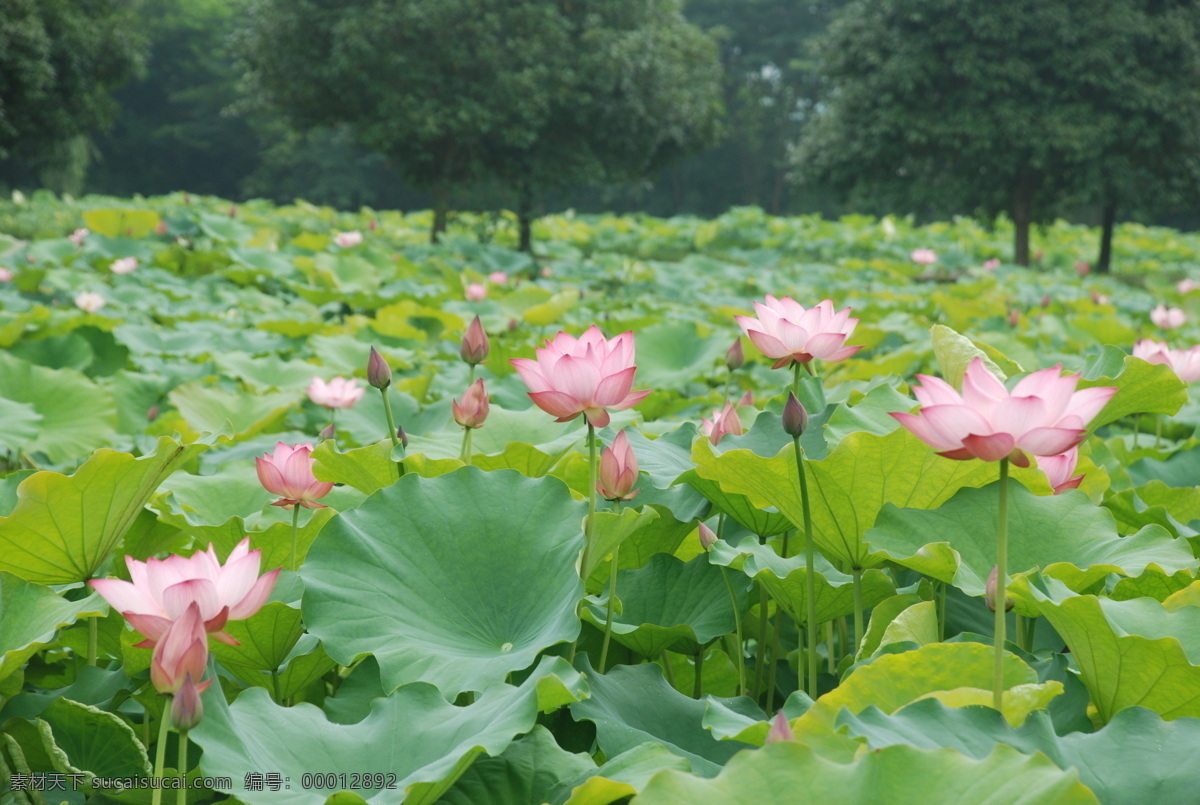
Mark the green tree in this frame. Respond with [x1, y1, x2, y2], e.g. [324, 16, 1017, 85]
[794, 0, 1199, 266]
[236, 0, 723, 249]
[0, 0, 146, 194]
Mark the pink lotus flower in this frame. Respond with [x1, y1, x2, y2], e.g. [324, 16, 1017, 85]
[171, 673, 205, 730]
[698, 522, 718, 550]
[890, 358, 1116, 467]
[452, 379, 490, 429]
[1035, 446, 1084, 495]
[737, 390, 754, 407]
[701, 402, 744, 445]
[89, 538, 279, 647]
[307, 376, 365, 409]
[256, 442, 335, 509]
[334, 230, 362, 248]
[511, 326, 651, 428]
[1091, 291, 1111, 305]
[597, 431, 639, 501]
[983, 258, 1001, 271]
[765, 711, 795, 743]
[0, 267, 12, 282]
[460, 315, 489, 365]
[1178, 279, 1200, 294]
[734, 296, 862, 369]
[68, 228, 88, 246]
[151, 603, 212, 695]
[465, 283, 487, 301]
[488, 271, 508, 285]
[911, 248, 938, 265]
[1151, 305, 1187, 329]
[1075, 261, 1091, 276]
[74, 291, 105, 313]
[1132, 339, 1200, 383]
[110, 257, 138, 274]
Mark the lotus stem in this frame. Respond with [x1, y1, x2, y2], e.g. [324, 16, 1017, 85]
[662, 651, 677, 688]
[852, 567, 864, 656]
[826, 622, 836, 673]
[993, 458, 1010, 712]
[599, 544, 620, 673]
[380, 387, 399, 448]
[753, 585, 769, 700]
[1155, 414, 1162, 448]
[766, 612, 783, 713]
[290, 505, 301, 572]
[693, 647, 704, 698]
[580, 423, 598, 580]
[177, 730, 188, 805]
[88, 613, 98, 667]
[152, 702, 171, 805]
[792, 434, 818, 699]
[719, 567, 746, 696]
[460, 428, 473, 466]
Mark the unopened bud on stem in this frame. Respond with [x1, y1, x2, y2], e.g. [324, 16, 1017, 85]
[986, 565, 1013, 612]
[367, 346, 392, 390]
[698, 522, 718, 550]
[783, 392, 808, 438]
[725, 339, 744, 371]
[460, 315, 490, 365]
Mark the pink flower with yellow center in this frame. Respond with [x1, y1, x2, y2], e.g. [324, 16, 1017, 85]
[255, 442, 335, 509]
[735, 296, 861, 369]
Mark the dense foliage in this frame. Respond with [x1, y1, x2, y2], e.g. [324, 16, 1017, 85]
[1, 194, 1200, 801]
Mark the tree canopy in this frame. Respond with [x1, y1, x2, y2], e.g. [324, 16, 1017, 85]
[794, 0, 1200, 266]
[236, 0, 723, 247]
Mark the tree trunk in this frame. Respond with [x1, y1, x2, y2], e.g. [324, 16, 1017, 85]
[1096, 198, 1117, 274]
[431, 182, 449, 244]
[1012, 170, 1036, 266]
[517, 182, 534, 255]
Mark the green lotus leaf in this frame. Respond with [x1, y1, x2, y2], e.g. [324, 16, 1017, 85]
[0, 352, 118, 463]
[582, 554, 749, 657]
[312, 441, 398, 496]
[437, 726, 594, 805]
[0, 574, 104, 683]
[632, 741, 1098, 805]
[839, 699, 1200, 805]
[558, 743, 691, 805]
[1079, 352, 1187, 429]
[169, 382, 296, 439]
[681, 472, 790, 538]
[692, 429, 1046, 569]
[1014, 574, 1200, 723]
[303, 468, 585, 695]
[867, 483, 1194, 604]
[0, 437, 209, 583]
[192, 656, 588, 805]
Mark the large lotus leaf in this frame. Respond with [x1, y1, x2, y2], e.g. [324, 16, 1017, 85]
[692, 430, 1046, 569]
[582, 554, 749, 657]
[1126, 448, 1200, 488]
[632, 741, 1098, 805]
[169, 382, 295, 439]
[437, 726, 594, 805]
[680, 472, 791, 538]
[82, 208, 161, 238]
[708, 536, 895, 625]
[0, 398, 42, 452]
[701, 691, 812, 745]
[1078, 352, 1187, 429]
[312, 441, 398, 496]
[634, 321, 724, 387]
[624, 426, 697, 490]
[192, 657, 588, 805]
[219, 633, 337, 702]
[303, 468, 585, 695]
[1014, 574, 1200, 723]
[558, 743, 690, 805]
[839, 700, 1200, 805]
[0, 352, 117, 463]
[931, 324, 1009, 388]
[586, 505, 697, 593]
[794, 642, 1051, 739]
[569, 660, 753, 777]
[584, 507, 662, 580]
[867, 483, 1194, 606]
[855, 594, 927, 660]
[36, 697, 151, 787]
[209, 602, 304, 673]
[0, 574, 104, 682]
[822, 382, 910, 443]
[0, 437, 209, 583]
[1111, 568, 1195, 602]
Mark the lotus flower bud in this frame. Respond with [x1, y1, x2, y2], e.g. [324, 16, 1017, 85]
[319, 423, 336, 440]
[1008, 309, 1020, 327]
[452, 379, 490, 429]
[396, 426, 408, 448]
[170, 673, 205, 731]
[367, 347, 392, 390]
[597, 431, 639, 501]
[765, 711, 795, 743]
[460, 316, 490, 365]
[228, 205, 238, 218]
[738, 390, 754, 407]
[725, 339, 744, 371]
[986, 565, 1012, 612]
[783, 392, 808, 438]
[1041, 293, 1051, 308]
[146, 405, 159, 422]
[698, 522, 718, 550]
[701, 403, 743, 445]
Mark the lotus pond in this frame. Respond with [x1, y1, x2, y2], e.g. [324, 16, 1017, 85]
[2, 195, 1200, 804]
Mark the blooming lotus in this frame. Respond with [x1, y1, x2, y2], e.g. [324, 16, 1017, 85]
[890, 358, 1116, 466]
[69, 227, 88, 246]
[0, 267, 11, 282]
[307, 376, 365, 409]
[90, 538, 279, 647]
[256, 442, 334, 509]
[700, 402, 743, 445]
[983, 258, 1001, 271]
[1133, 339, 1200, 383]
[1178, 279, 1200, 294]
[1035, 446, 1084, 495]
[1151, 305, 1187, 329]
[150, 603, 212, 695]
[334, 230, 362, 248]
[75, 291, 105, 313]
[110, 257, 138, 274]
[597, 431, 639, 501]
[488, 271, 508, 285]
[735, 296, 861, 369]
[465, 283, 487, 301]
[511, 326, 651, 428]
[911, 248, 938, 264]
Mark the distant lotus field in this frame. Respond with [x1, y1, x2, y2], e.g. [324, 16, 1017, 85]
[3, 193, 1200, 804]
